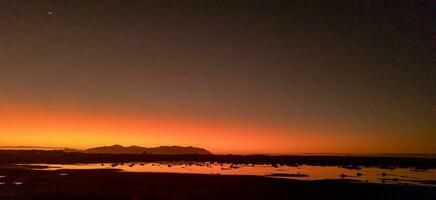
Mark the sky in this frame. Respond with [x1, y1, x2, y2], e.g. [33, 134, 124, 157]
[0, 1, 434, 154]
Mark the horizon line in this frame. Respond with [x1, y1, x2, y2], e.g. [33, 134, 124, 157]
[1, 145, 435, 157]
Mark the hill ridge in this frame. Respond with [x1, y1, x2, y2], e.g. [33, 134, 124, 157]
[84, 145, 212, 155]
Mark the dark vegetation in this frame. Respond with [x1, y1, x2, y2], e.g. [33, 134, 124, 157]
[0, 150, 435, 169]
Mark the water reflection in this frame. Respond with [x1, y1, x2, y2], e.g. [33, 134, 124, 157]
[0, 176, 5, 185]
[13, 182, 23, 185]
[24, 163, 436, 186]
[268, 173, 308, 177]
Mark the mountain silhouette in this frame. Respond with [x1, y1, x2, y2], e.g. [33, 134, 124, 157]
[85, 145, 212, 155]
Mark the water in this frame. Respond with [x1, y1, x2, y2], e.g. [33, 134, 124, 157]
[23, 163, 436, 186]
[12, 182, 23, 185]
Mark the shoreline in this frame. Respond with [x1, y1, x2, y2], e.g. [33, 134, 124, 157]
[1, 167, 435, 200]
[1, 150, 435, 169]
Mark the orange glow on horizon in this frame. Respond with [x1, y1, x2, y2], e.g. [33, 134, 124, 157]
[0, 102, 427, 154]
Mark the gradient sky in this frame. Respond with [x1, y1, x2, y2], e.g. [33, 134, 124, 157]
[0, 1, 434, 154]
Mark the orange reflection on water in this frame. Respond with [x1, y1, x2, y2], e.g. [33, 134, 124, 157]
[27, 163, 436, 186]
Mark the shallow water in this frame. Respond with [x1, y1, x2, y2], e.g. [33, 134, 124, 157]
[23, 163, 436, 186]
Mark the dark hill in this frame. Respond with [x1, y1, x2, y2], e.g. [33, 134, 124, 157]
[85, 145, 212, 155]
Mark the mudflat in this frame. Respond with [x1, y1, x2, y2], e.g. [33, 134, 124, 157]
[0, 167, 435, 200]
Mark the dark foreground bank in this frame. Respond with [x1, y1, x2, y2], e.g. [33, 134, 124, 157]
[1, 150, 436, 169]
[0, 167, 435, 200]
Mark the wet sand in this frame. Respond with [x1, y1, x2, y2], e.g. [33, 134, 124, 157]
[0, 151, 435, 199]
[0, 167, 435, 200]
[1, 150, 435, 169]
